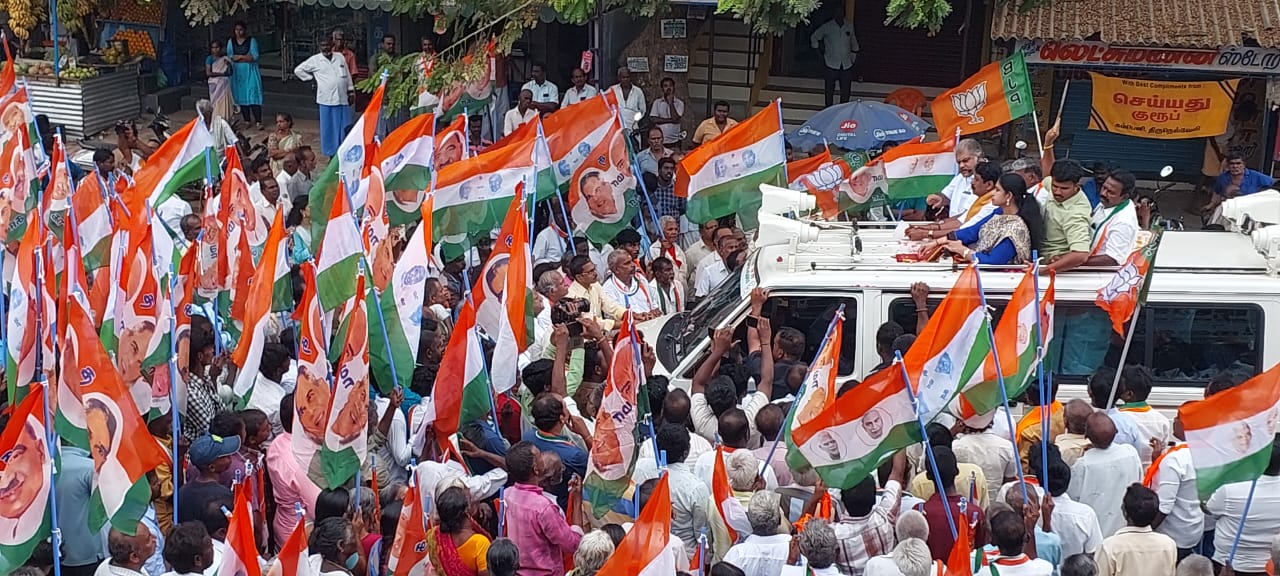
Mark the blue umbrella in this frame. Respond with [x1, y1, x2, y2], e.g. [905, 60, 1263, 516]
[786, 100, 929, 151]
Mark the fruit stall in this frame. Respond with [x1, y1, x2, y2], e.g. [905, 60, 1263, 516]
[16, 59, 141, 139]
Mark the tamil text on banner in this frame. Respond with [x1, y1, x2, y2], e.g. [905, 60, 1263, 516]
[1087, 72, 1239, 139]
[931, 51, 1034, 137]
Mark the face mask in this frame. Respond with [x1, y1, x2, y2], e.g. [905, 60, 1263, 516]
[345, 552, 359, 570]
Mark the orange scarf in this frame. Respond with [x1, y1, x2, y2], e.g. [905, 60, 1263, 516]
[1143, 443, 1187, 488]
[1016, 401, 1062, 439]
[963, 192, 994, 223]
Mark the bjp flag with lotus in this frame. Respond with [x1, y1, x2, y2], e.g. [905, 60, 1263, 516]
[932, 51, 1034, 137]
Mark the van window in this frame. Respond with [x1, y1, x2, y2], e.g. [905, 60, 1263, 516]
[887, 296, 1262, 386]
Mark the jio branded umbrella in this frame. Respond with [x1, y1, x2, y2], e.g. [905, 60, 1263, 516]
[787, 100, 929, 152]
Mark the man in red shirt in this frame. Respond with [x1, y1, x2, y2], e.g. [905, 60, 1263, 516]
[922, 445, 989, 560]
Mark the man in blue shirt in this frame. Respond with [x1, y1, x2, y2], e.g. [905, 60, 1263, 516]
[523, 393, 590, 509]
[56, 446, 105, 576]
[1214, 154, 1275, 196]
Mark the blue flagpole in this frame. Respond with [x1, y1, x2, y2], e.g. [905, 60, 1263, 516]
[165, 248, 182, 523]
[760, 304, 844, 470]
[974, 266, 1031, 507]
[1227, 479, 1259, 568]
[1030, 253, 1051, 485]
[460, 263, 501, 429]
[897, 350, 958, 541]
[201, 141, 225, 357]
[35, 242, 63, 576]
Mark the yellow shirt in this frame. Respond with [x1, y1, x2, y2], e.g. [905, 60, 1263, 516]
[458, 533, 492, 573]
[693, 117, 738, 145]
[910, 463, 989, 509]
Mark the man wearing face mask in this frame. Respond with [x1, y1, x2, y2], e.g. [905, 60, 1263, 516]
[176, 434, 238, 524]
[161, 522, 217, 576]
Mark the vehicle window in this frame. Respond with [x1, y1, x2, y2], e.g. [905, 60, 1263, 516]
[888, 296, 1261, 386]
[764, 295, 859, 377]
[675, 267, 744, 355]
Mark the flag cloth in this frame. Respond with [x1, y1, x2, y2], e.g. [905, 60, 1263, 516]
[277, 516, 317, 576]
[1096, 229, 1161, 334]
[955, 271, 1056, 423]
[337, 80, 384, 207]
[432, 300, 489, 439]
[1179, 361, 1280, 500]
[104, 212, 175, 412]
[56, 240, 93, 448]
[320, 275, 371, 489]
[787, 150, 869, 217]
[0, 385, 51, 573]
[712, 445, 739, 543]
[879, 138, 958, 200]
[904, 265, 990, 424]
[676, 100, 787, 229]
[0, 39, 14, 96]
[369, 199, 432, 394]
[72, 168, 128, 270]
[786, 311, 845, 471]
[81, 288, 171, 532]
[0, 88, 47, 240]
[121, 116, 214, 216]
[219, 481, 263, 576]
[362, 166, 393, 292]
[584, 311, 642, 518]
[231, 209, 289, 403]
[566, 114, 639, 243]
[387, 477, 429, 576]
[306, 156, 342, 249]
[596, 473, 676, 575]
[292, 262, 329, 484]
[544, 94, 617, 201]
[472, 185, 534, 394]
[379, 112, 436, 226]
[436, 113, 469, 169]
[945, 510, 973, 576]
[431, 127, 539, 242]
[5, 219, 53, 404]
[315, 180, 364, 311]
[931, 51, 1034, 137]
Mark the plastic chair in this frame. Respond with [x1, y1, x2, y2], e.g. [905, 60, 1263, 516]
[884, 87, 928, 117]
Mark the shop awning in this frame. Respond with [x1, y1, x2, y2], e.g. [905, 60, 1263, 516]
[992, 0, 1280, 48]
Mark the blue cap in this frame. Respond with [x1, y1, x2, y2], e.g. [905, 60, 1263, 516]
[189, 434, 241, 466]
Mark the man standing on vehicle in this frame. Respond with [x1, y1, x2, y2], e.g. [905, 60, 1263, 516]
[1084, 168, 1140, 267]
[693, 225, 741, 299]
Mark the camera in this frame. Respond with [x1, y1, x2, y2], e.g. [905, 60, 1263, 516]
[551, 297, 590, 338]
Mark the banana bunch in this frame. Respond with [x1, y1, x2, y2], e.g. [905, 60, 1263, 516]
[181, 0, 222, 26]
[7, 0, 43, 40]
[56, 0, 94, 33]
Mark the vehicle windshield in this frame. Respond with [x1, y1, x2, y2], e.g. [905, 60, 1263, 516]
[673, 260, 745, 356]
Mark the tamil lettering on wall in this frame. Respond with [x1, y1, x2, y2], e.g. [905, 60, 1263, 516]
[1087, 72, 1239, 139]
[1020, 40, 1280, 75]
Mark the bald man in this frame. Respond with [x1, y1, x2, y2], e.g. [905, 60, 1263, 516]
[101, 521, 158, 576]
[1068, 412, 1142, 537]
[1055, 399, 1095, 466]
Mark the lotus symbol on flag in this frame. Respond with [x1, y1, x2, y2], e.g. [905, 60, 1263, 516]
[953, 81, 988, 125]
[1100, 262, 1142, 303]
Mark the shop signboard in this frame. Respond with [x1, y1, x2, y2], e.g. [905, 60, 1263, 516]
[1087, 72, 1239, 139]
[1018, 39, 1280, 75]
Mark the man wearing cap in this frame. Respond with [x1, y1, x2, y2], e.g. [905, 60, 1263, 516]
[176, 434, 238, 524]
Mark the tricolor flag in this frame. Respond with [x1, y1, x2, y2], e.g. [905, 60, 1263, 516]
[566, 113, 638, 244]
[584, 311, 642, 518]
[676, 100, 786, 229]
[219, 481, 263, 576]
[711, 445, 738, 544]
[41, 133, 72, 223]
[432, 300, 489, 439]
[336, 79, 385, 207]
[5, 219, 53, 404]
[320, 275, 371, 488]
[0, 88, 47, 239]
[370, 200, 433, 393]
[231, 209, 290, 404]
[431, 127, 539, 242]
[291, 262, 329, 482]
[82, 299, 171, 532]
[72, 166, 128, 271]
[931, 51, 1034, 137]
[903, 265, 990, 424]
[378, 112, 435, 225]
[879, 137, 958, 201]
[545, 94, 617, 202]
[472, 184, 534, 394]
[105, 212, 173, 417]
[1096, 229, 1161, 334]
[595, 473, 676, 576]
[1180, 361, 1280, 500]
[56, 239, 93, 448]
[276, 519, 317, 576]
[435, 114, 469, 170]
[121, 116, 214, 220]
[387, 476, 428, 576]
[954, 271, 1056, 424]
[362, 167, 393, 292]
[314, 181, 363, 311]
[786, 310, 845, 472]
[0, 385, 52, 573]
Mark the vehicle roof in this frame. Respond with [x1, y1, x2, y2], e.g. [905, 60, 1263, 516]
[751, 227, 1279, 298]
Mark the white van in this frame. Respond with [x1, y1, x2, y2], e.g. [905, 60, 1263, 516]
[641, 220, 1275, 412]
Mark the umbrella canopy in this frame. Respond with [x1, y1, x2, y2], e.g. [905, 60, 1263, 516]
[787, 100, 929, 151]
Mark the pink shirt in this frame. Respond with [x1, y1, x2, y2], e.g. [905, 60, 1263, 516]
[266, 432, 322, 549]
[503, 483, 582, 576]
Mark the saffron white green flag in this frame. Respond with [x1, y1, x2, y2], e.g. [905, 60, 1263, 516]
[315, 180, 364, 311]
[675, 99, 787, 229]
[1181, 361, 1280, 500]
[369, 199, 432, 393]
[908, 265, 990, 424]
[432, 300, 489, 439]
[231, 209, 290, 403]
[0, 386, 52, 573]
[124, 116, 214, 214]
[431, 128, 539, 242]
[292, 263, 329, 484]
[880, 138, 958, 201]
[320, 275, 371, 489]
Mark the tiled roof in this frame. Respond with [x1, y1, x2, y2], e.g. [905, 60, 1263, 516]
[992, 0, 1280, 48]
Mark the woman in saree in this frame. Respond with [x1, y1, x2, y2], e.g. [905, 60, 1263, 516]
[427, 485, 492, 576]
[923, 172, 1045, 265]
[205, 41, 235, 121]
[268, 113, 302, 175]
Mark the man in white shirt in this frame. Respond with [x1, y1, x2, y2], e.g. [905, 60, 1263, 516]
[245, 343, 290, 435]
[600, 250, 659, 320]
[520, 62, 559, 115]
[161, 521, 216, 576]
[560, 67, 598, 108]
[293, 38, 354, 158]
[953, 425, 1018, 496]
[1068, 413, 1143, 537]
[649, 77, 685, 148]
[724, 491, 792, 576]
[532, 197, 573, 265]
[609, 66, 646, 133]
[1085, 168, 1140, 267]
[1206, 437, 1280, 575]
[683, 219, 720, 274]
[693, 409, 779, 490]
[1117, 365, 1170, 466]
[693, 225, 742, 299]
[637, 389, 712, 466]
[1095, 484, 1177, 576]
[809, 3, 858, 108]
[648, 256, 684, 315]
[503, 89, 538, 138]
[1042, 448, 1104, 558]
[1149, 413, 1204, 557]
[565, 253, 627, 330]
[275, 150, 308, 209]
[197, 99, 238, 153]
[98, 522, 158, 576]
[926, 138, 985, 219]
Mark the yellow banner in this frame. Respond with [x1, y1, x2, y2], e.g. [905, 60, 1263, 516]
[1087, 72, 1239, 139]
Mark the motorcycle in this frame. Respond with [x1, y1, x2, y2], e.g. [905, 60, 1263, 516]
[70, 108, 172, 173]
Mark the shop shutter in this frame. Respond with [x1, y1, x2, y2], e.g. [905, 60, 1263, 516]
[1055, 75, 1205, 178]
[853, 0, 983, 87]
